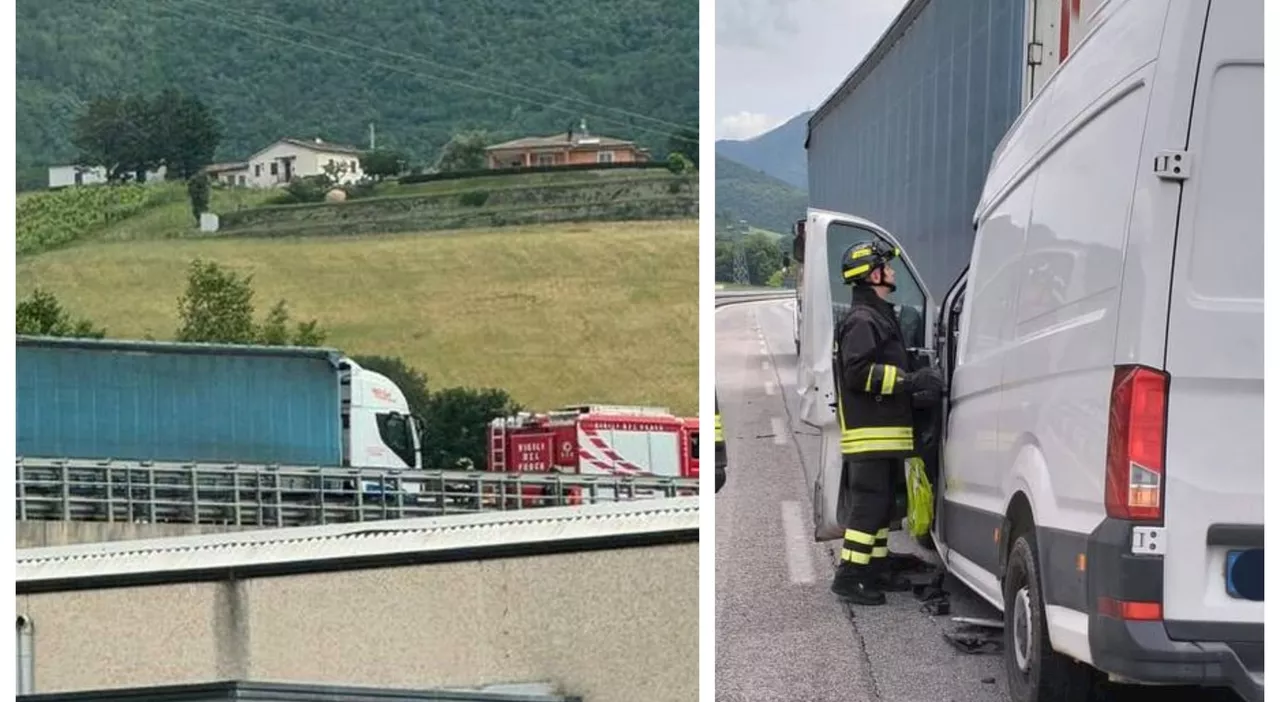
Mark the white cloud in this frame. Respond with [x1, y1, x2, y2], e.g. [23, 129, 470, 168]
[717, 111, 784, 141]
[715, 0, 908, 130]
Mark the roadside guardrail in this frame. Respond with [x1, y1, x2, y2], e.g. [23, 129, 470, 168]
[15, 457, 699, 528]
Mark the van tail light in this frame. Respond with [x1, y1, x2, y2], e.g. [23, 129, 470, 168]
[1105, 365, 1169, 522]
[1097, 597, 1163, 621]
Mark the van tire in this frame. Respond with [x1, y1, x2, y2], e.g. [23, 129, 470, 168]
[1003, 533, 1098, 702]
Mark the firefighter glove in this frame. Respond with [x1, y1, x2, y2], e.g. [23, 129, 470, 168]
[905, 367, 945, 399]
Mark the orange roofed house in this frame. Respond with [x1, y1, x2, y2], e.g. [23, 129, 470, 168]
[484, 120, 650, 169]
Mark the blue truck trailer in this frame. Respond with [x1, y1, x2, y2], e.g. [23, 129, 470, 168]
[803, 0, 1093, 297]
[16, 336, 422, 470]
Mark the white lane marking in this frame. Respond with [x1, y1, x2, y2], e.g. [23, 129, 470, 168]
[781, 501, 817, 585]
[765, 381, 777, 396]
[771, 417, 788, 445]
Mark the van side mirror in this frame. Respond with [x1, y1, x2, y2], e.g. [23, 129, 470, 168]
[791, 219, 806, 262]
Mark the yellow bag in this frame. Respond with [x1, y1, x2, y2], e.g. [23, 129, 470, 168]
[904, 456, 933, 539]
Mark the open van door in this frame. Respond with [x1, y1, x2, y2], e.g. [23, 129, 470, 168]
[791, 219, 806, 355]
[927, 267, 967, 551]
[795, 209, 936, 541]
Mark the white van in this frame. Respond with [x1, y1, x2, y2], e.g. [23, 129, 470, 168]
[795, 1, 1262, 700]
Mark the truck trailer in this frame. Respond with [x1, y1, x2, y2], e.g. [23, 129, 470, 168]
[796, 0, 1099, 353]
[16, 336, 423, 473]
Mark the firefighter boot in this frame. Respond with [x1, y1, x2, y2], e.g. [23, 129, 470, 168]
[870, 528, 912, 592]
[830, 562, 887, 606]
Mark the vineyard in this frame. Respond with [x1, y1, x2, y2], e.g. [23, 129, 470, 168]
[17, 183, 185, 255]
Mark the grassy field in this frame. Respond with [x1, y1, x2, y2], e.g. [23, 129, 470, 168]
[16, 220, 698, 415]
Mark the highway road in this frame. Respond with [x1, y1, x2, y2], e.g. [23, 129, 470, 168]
[713, 298, 1243, 702]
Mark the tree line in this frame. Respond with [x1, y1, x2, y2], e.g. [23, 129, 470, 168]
[16, 262, 519, 472]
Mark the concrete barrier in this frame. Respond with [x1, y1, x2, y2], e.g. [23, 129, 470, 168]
[17, 521, 260, 549]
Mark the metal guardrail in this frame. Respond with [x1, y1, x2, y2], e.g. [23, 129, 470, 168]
[714, 288, 793, 307]
[15, 457, 700, 528]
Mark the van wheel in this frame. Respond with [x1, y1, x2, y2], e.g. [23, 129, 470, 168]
[1004, 533, 1098, 702]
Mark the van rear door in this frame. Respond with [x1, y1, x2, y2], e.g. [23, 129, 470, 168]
[1160, 0, 1262, 637]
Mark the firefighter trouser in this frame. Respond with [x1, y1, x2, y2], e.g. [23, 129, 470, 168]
[836, 457, 897, 575]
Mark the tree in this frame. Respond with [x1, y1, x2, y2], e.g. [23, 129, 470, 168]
[666, 127, 699, 169]
[360, 150, 408, 181]
[743, 231, 784, 286]
[71, 95, 156, 182]
[72, 90, 221, 183]
[321, 159, 350, 183]
[16, 289, 105, 338]
[187, 173, 210, 224]
[435, 131, 490, 172]
[174, 259, 326, 346]
[150, 89, 222, 180]
[421, 387, 521, 470]
[175, 259, 258, 344]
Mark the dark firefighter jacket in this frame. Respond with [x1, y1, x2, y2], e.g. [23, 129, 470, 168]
[832, 286, 916, 459]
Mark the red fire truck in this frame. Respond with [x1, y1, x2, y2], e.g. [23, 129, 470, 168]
[484, 404, 699, 508]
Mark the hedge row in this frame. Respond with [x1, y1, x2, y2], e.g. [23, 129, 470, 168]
[397, 161, 673, 185]
[218, 175, 698, 230]
[210, 196, 698, 239]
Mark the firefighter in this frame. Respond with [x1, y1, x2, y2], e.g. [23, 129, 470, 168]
[830, 239, 945, 605]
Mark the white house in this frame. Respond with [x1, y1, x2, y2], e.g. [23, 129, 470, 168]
[241, 137, 366, 188]
[205, 161, 250, 187]
[47, 164, 167, 189]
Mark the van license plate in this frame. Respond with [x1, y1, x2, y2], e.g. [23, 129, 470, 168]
[1225, 549, 1263, 601]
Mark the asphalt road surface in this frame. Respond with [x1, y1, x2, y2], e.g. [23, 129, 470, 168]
[713, 298, 1244, 702]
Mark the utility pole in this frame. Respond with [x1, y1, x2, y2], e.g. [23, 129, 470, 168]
[369, 123, 376, 151]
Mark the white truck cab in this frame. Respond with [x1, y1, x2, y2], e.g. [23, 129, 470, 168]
[796, 2, 1262, 700]
[340, 358, 424, 495]
[344, 359, 422, 470]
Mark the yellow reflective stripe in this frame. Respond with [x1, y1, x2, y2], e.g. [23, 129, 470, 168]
[849, 247, 872, 259]
[875, 528, 890, 539]
[844, 426, 913, 440]
[882, 365, 897, 394]
[865, 365, 875, 392]
[844, 529, 877, 546]
[843, 263, 871, 280]
[871, 546, 889, 558]
[841, 438, 915, 453]
[714, 414, 724, 442]
[841, 548, 872, 565]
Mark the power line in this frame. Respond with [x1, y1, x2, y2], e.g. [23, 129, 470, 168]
[146, 1, 693, 142]
[175, 0, 696, 135]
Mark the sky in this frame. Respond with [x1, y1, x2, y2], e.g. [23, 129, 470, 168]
[715, 0, 909, 141]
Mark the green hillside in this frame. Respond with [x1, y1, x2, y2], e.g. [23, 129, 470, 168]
[17, 0, 697, 175]
[715, 154, 807, 235]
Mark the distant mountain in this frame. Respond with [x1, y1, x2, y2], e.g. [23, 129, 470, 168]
[714, 110, 811, 191]
[715, 154, 807, 236]
[16, 0, 697, 173]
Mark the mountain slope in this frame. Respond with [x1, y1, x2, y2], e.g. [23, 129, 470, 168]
[715, 154, 806, 235]
[714, 110, 811, 191]
[16, 0, 697, 172]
